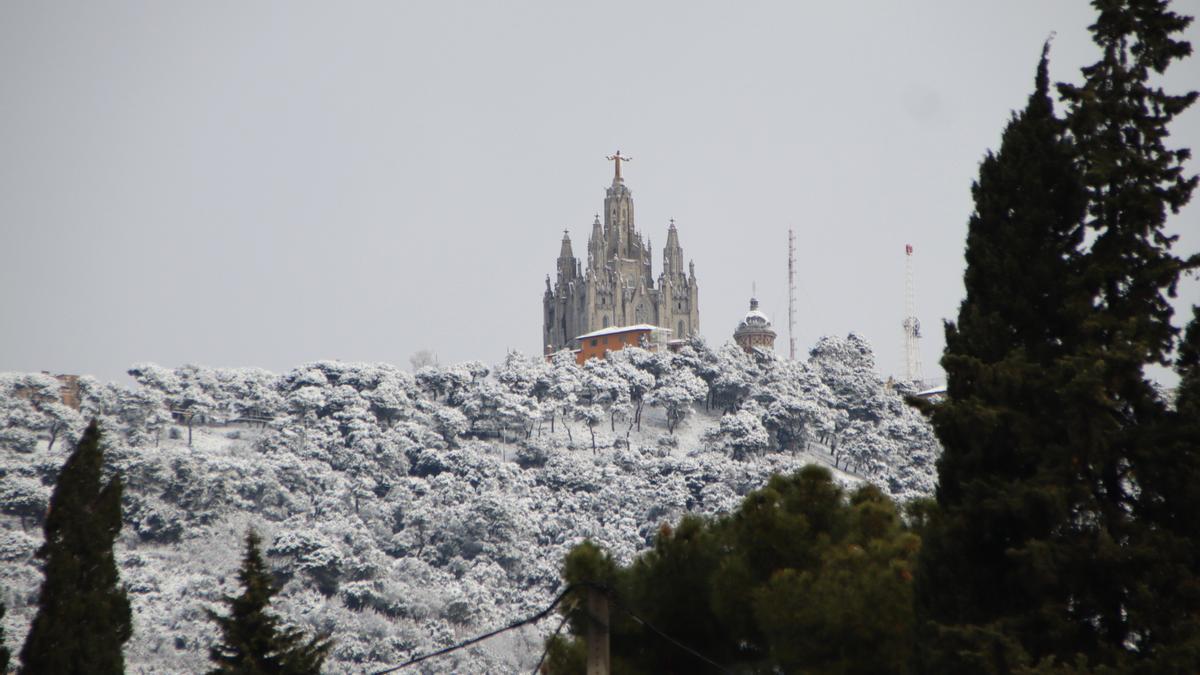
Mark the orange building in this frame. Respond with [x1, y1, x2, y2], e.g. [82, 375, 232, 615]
[572, 324, 670, 364]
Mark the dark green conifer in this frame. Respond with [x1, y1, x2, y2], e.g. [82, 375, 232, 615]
[1126, 305, 1200, 670]
[913, 42, 1090, 672]
[1050, 0, 1198, 666]
[19, 420, 131, 675]
[917, 0, 1199, 668]
[547, 466, 920, 674]
[207, 530, 331, 675]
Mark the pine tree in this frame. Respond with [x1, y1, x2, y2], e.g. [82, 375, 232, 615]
[207, 530, 331, 675]
[913, 42, 1091, 671]
[19, 420, 131, 675]
[547, 467, 920, 674]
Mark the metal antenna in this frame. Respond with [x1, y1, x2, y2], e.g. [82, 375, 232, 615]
[903, 244, 923, 385]
[788, 229, 797, 360]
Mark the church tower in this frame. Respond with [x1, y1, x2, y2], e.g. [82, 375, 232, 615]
[543, 154, 701, 353]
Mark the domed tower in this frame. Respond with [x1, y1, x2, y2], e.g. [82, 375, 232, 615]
[734, 298, 776, 354]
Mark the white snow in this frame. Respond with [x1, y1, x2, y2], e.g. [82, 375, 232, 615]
[0, 334, 939, 673]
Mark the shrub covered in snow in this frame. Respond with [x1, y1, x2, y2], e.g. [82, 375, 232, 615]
[0, 336, 938, 672]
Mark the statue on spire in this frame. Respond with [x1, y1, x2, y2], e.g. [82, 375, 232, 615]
[606, 150, 632, 182]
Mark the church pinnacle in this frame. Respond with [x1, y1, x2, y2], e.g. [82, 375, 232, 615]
[542, 155, 701, 353]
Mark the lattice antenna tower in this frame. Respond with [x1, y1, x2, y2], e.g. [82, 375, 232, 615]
[902, 244, 923, 385]
[788, 229, 797, 360]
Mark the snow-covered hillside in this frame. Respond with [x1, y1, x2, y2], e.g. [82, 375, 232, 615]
[0, 335, 939, 673]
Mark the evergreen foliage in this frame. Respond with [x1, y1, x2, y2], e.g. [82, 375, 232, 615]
[913, 42, 1091, 672]
[18, 419, 131, 675]
[206, 530, 331, 675]
[1054, 2, 1199, 668]
[917, 0, 1199, 670]
[545, 466, 920, 674]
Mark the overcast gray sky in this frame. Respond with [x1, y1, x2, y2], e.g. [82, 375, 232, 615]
[2, 1, 1198, 385]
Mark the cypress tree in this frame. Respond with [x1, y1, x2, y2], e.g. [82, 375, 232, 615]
[913, 42, 1090, 672]
[207, 530, 331, 675]
[19, 420, 131, 675]
[918, 0, 1199, 669]
[1050, 0, 1198, 667]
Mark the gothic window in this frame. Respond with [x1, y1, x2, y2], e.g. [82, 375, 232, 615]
[602, 316, 609, 328]
[678, 320, 684, 336]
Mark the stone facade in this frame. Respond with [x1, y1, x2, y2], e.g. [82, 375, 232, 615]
[543, 163, 700, 353]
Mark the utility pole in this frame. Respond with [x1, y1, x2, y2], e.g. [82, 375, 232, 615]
[902, 244, 924, 386]
[586, 586, 610, 675]
[788, 229, 797, 360]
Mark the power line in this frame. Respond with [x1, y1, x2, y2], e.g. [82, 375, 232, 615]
[609, 597, 734, 674]
[367, 581, 732, 674]
[530, 610, 572, 674]
[368, 585, 577, 675]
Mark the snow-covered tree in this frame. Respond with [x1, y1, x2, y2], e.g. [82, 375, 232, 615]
[703, 402, 770, 459]
[647, 368, 708, 435]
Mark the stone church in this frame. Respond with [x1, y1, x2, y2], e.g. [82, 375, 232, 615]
[543, 153, 700, 353]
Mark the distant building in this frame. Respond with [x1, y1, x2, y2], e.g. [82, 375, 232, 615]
[734, 298, 776, 354]
[572, 324, 671, 365]
[543, 153, 700, 354]
[13, 372, 81, 410]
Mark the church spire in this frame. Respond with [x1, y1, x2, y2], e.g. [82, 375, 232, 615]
[588, 214, 604, 269]
[557, 230, 578, 284]
[558, 229, 574, 259]
[663, 218, 685, 282]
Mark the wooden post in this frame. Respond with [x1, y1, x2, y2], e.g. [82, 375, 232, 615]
[586, 586, 610, 675]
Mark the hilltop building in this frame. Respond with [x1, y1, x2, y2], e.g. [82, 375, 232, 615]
[572, 324, 673, 365]
[734, 297, 776, 354]
[543, 153, 700, 354]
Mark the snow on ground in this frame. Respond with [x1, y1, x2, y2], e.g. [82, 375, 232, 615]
[0, 335, 938, 672]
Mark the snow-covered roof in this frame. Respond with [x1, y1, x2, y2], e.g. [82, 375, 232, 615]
[915, 385, 947, 398]
[574, 324, 670, 341]
[735, 298, 775, 336]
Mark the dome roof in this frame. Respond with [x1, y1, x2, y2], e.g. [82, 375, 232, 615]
[735, 298, 776, 335]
